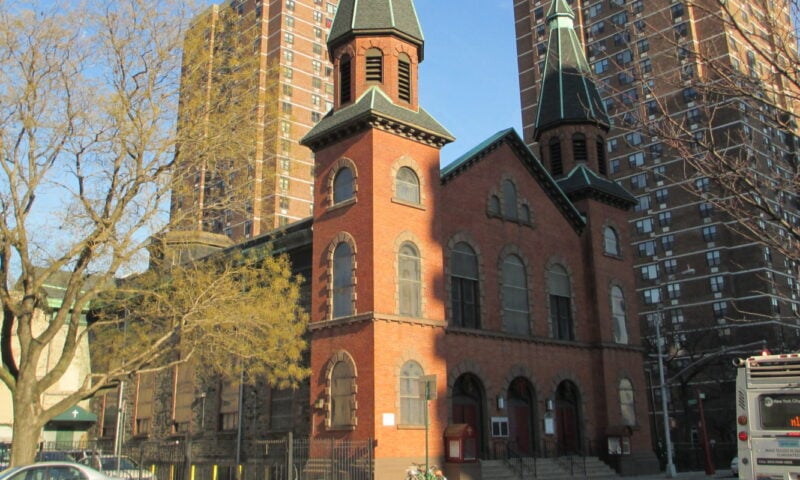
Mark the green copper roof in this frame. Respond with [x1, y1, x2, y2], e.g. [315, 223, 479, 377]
[534, 0, 609, 139]
[300, 87, 453, 150]
[328, 0, 424, 59]
[557, 164, 637, 207]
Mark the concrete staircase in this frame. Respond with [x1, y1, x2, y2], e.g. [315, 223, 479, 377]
[480, 456, 620, 479]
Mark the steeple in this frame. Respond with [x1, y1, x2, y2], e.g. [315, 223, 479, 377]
[328, 0, 424, 60]
[533, 0, 609, 140]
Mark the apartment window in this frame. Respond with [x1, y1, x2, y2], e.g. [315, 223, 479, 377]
[652, 165, 666, 183]
[313, 10, 323, 22]
[502, 255, 530, 335]
[313, 43, 322, 55]
[608, 138, 618, 152]
[621, 89, 638, 105]
[616, 50, 633, 65]
[702, 225, 718, 242]
[549, 264, 573, 340]
[365, 48, 383, 82]
[398, 242, 421, 317]
[655, 188, 668, 203]
[643, 287, 661, 305]
[589, 21, 605, 36]
[285, 0, 295, 10]
[634, 195, 650, 212]
[451, 242, 480, 329]
[594, 59, 610, 74]
[667, 282, 681, 299]
[534, 6, 545, 20]
[712, 301, 728, 319]
[610, 12, 628, 25]
[695, 177, 710, 192]
[635, 218, 654, 234]
[333, 242, 354, 318]
[614, 31, 631, 46]
[218, 378, 239, 431]
[313, 26, 322, 39]
[658, 211, 672, 227]
[661, 234, 675, 251]
[399, 361, 425, 425]
[625, 132, 643, 146]
[610, 159, 620, 174]
[710, 275, 725, 293]
[641, 264, 659, 281]
[284, 32, 294, 44]
[637, 38, 649, 54]
[628, 152, 645, 167]
[284, 49, 294, 63]
[632, 0, 643, 13]
[281, 120, 291, 135]
[674, 22, 689, 38]
[640, 58, 652, 74]
[630, 173, 648, 190]
[663, 258, 677, 275]
[638, 240, 656, 257]
[395, 167, 420, 204]
[282, 102, 292, 114]
[312, 77, 322, 89]
[699, 202, 714, 217]
[671, 3, 685, 18]
[312, 60, 322, 74]
[311, 112, 322, 122]
[283, 66, 293, 79]
[282, 84, 293, 96]
[588, 3, 603, 18]
[706, 250, 721, 267]
[618, 70, 634, 85]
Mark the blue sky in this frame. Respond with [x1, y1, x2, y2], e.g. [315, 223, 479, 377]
[413, 0, 523, 166]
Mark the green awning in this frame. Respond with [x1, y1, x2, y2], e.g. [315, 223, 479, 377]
[51, 405, 97, 423]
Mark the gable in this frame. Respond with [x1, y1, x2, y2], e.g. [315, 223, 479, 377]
[440, 129, 585, 233]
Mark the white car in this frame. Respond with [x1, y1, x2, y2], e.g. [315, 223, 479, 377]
[0, 461, 112, 480]
[731, 457, 739, 476]
[79, 456, 155, 480]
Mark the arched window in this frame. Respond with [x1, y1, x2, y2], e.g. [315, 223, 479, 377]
[596, 137, 607, 175]
[502, 180, 518, 220]
[619, 378, 636, 426]
[573, 133, 587, 163]
[333, 167, 354, 204]
[549, 137, 563, 176]
[365, 48, 383, 83]
[451, 242, 479, 329]
[502, 255, 529, 335]
[398, 53, 412, 102]
[399, 361, 424, 425]
[603, 226, 620, 256]
[339, 54, 352, 104]
[332, 242, 354, 318]
[548, 264, 573, 340]
[398, 242, 421, 317]
[330, 357, 356, 428]
[611, 286, 629, 344]
[395, 167, 420, 204]
[520, 204, 531, 224]
[488, 195, 500, 216]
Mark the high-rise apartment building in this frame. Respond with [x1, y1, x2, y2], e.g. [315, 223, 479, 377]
[171, 0, 339, 240]
[515, 0, 799, 465]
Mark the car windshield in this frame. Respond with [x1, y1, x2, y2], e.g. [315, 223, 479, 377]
[100, 458, 138, 471]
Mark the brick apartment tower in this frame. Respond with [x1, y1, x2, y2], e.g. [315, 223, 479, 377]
[516, 0, 800, 457]
[301, 0, 454, 476]
[172, 0, 339, 240]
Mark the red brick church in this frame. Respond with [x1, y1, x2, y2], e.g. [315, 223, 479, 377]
[297, 0, 659, 476]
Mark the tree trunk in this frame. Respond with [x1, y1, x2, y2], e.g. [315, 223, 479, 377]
[10, 384, 46, 466]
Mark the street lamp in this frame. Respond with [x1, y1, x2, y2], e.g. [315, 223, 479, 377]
[655, 307, 677, 478]
[654, 267, 694, 477]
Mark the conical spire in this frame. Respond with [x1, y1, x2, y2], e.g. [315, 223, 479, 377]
[533, 0, 609, 140]
[328, 0, 424, 59]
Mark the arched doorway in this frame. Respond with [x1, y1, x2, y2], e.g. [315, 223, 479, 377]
[452, 374, 485, 458]
[555, 380, 582, 455]
[507, 377, 536, 456]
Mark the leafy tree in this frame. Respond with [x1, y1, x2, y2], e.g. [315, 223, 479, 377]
[0, 0, 301, 466]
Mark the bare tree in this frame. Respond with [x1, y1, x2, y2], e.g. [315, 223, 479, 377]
[0, 0, 304, 465]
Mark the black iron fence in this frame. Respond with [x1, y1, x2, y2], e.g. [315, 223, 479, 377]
[38, 437, 373, 480]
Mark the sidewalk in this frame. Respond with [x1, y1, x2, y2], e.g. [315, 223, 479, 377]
[627, 470, 736, 480]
